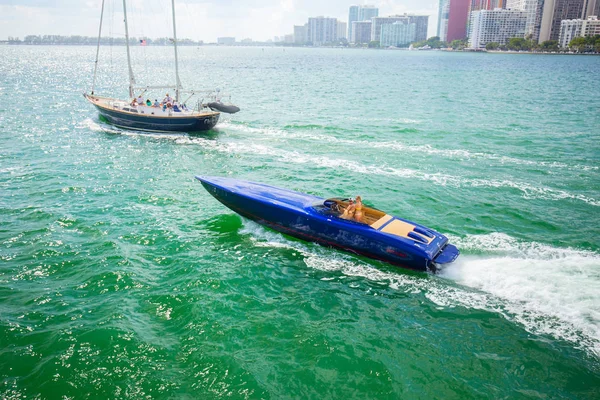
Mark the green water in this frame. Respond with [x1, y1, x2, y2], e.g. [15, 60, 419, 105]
[1, 45, 599, 399]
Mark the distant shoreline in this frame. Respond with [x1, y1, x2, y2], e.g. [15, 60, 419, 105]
[1, 42, 599, 55]
[485, 50, 599, 56]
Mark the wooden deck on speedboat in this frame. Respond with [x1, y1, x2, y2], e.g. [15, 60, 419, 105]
[327, 198, 435, 245]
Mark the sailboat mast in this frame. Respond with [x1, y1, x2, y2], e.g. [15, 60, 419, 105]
[171, 0, 182, 102]
[122, 0, 136, 99]
[91, 0, 106, 95]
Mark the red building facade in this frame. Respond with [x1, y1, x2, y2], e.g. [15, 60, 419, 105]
[447, 0, 471, 41]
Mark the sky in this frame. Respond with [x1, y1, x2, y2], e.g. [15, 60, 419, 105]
[0, 0, 440, 42]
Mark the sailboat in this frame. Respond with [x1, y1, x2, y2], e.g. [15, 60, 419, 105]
[84, 0, 237, 132]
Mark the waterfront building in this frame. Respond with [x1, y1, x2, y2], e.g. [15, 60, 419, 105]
[582, 14, 600, 36]
[470, 0, 506, 10]
[381, 21, 417, 47]
[558, 18, 583, 47]
[585, 0, 600, 17]
[371, 16, 409, 42]
[558, 15, 600, 47]
[337, 21, 348, 40]
[217, 37, 235, 45]
[467, 0, 507, 33]
[352, 21, 373, 44]
[506, 0, 544, 41]
[438, 0, 450, 39]
[348, 6, 360, 41]
[307, 16, 338, 46]
[294, 24, 307, 44]
[408, 15, 430, 41]
[348, 5, 379, 42]
[371, 15, 429, 43]
[359, 5, 379, 22]
[440, 0, 471, 42]
[539, 0, 587, 42]
[468, 8, 527, 48]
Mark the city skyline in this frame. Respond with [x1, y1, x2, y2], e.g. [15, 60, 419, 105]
[0, 0, 440, 43]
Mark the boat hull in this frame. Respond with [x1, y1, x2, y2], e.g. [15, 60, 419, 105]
[85, 94, 219, 132]
[196, 176, 459, 272]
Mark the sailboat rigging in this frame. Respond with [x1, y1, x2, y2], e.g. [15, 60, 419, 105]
[84, 0, 238, 132]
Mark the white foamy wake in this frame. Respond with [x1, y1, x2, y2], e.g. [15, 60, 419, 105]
[219, 122, 597, 172]
[180, 137, 599, 206]
[77, 118, 192, 140]
[238, 221, 600, 359]
[78, 118, 123, 135]
[440, 233, 600, 358]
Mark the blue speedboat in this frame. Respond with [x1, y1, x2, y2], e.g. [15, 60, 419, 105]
[196, 176, 459, 272]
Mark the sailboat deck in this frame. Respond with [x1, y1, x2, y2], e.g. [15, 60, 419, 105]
[87, 95, 218, 119]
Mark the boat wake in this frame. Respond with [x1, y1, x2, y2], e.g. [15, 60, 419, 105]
[180, 136, 600, 206]
[79, 118, 205, 140]
[219, 122, 598, 172]
[239, 221, 600, 360]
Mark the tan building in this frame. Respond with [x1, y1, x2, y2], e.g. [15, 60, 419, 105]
[582, 14, 600, 36]
[539, 0, 589, 42]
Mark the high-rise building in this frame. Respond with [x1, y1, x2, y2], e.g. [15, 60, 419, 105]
[468, 8, 527, 48]
[582, 14, 600, 35]
[583, 0, 600, 18]
[294, 24, 307, 44]
[506, 0, 544, 41]
[558, 18, 583, 47]
[438, 0, 451, 39]
[352, 21, 373, 44]
[372, 15, 429, 43]
[539, 0, 587, 42]
[446, 0, 471, 41]
[467, 0, 507, 37]
[409, 15, 430, 41]
[307, 17, 338, 46]
[348, 5, 379, 42]
[359, 5, 379, 21]
[558, 15, 600, 47]
[337, 21, 348, 40]
[470, 0, 506, 11]
[348, 6, 360, 41]
[371, 16, 410, 42]
[381, 21, 417, 47]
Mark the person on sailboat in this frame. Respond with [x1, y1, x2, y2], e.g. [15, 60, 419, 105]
[136, 94, 144, 106]
[153, 99, 160, 107]
[163, 93, 173, 105]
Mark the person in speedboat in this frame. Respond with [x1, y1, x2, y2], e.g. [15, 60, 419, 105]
[354, 196, 364, 223]
[340, 199, 356, 220]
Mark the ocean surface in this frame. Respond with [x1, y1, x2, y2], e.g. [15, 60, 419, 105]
[1, 45, 599, 399]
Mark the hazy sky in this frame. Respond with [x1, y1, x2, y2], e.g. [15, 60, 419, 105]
[0, 0, 440, 42]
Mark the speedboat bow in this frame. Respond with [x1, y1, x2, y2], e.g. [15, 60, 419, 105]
[196, 176, 459, 271]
